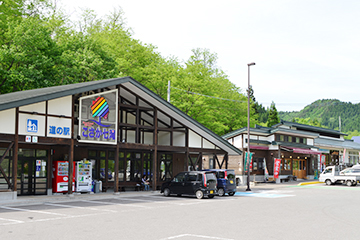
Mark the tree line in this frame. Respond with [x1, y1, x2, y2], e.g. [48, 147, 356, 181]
[279, 99, 360, 139]
[3, 0, 283, 136]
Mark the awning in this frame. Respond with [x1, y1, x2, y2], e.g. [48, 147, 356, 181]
[281, 146, 320, 155]
[250, 145, 269, 150]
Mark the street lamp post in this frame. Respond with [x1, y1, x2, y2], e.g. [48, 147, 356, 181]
[246, 62, 255, 191]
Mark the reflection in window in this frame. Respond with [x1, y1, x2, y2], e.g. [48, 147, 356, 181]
[283, 159, 291, 170]
[173, 173, 185, 182]
[160, 154, 173, 181]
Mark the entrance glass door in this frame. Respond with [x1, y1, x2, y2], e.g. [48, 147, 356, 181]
[17, 157, 47, 195]
[293, 159, 306, 179]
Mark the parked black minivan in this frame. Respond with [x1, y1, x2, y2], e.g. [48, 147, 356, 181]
[204, 169, 237, 196]
[161, 171, 217, 199]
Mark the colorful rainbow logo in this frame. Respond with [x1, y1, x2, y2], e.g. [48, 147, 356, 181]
[91, 96, 109, 119]
[89, 96, 111, 127]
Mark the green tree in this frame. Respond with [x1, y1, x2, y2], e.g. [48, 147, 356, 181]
[267, 101, 280, 127]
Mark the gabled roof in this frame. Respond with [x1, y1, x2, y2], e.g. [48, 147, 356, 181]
[273, 120, 346, 136]
[315, 137, 360, 150]
[0, 77, 242, 155]
[222, 124, 318, 139]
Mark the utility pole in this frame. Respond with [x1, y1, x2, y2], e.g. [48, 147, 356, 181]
[339, 116, 341, 132]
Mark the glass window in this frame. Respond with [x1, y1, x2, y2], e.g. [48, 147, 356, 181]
[160, 154, 173, 181]
[280, 135, 284, 141]
[283, 159, 291, 170]
[173, 173, 185, 182]
[253, 161, 258, 171]
[296, 137, 300, 143]
[227, 170, 235, 180]
[288, 136, 292, 142]
[218, 171, 225, 178]
[89, 150, 97, 158]
[186, 173, 197, 182]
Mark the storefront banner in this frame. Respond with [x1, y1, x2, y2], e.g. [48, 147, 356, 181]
[244, 152, 253, 172]
[264, 158, 269, 180]
[343, 148, 346, 164]
[273, 158, 281, 179]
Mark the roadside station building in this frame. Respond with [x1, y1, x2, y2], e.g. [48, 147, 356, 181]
[0, 77, 242, 201]
[223, 120, 360, 183]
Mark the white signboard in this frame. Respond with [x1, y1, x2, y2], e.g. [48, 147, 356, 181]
[78, 89, 118, 145]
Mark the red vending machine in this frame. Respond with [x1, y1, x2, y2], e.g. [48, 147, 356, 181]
[52, 161, 75, 193]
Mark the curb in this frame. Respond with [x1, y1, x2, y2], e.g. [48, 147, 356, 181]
[297, 181, 321, 186]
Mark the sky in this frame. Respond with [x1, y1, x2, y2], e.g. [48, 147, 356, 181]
[59, 0, 360, 111]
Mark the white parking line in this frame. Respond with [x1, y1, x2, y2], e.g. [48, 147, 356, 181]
[0, 217, 24, 226]
[80, 199, 152, 209]
[44, 202, 117, 213]
[160, 234, 234, 240]
[0, 206, 69, 216]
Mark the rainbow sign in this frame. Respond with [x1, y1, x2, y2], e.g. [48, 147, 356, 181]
[89, 96, 111, 127]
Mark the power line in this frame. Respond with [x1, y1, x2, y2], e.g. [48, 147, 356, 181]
[170, 86, 246, 103]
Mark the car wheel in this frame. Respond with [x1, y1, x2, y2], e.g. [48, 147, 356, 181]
[196, 190, 204, 199]
[163, 188, 170, 197]
[346, 180, 352, 187]
[325, 179, 332, 186]
[218, 188, 225, 197]
[208, 194, 214, 199]
[228, 192, 235, 196]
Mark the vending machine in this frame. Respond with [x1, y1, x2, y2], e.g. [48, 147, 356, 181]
[52, 161, 75, 193]
[75, 161, 92, 192]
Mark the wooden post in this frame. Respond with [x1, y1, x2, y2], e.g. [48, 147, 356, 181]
[68, 96, 75, 194]
[153, 108, 158, 190]
[12, 107, 19, 192]
[185, 128, 189, 171]
[114, 143, 119, 193]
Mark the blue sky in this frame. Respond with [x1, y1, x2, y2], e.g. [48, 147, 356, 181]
[60, 0, 360, 111]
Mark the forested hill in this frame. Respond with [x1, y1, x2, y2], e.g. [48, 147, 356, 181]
[278, 99, 360, 133]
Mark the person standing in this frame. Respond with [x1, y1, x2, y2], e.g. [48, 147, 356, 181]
[141, 175, 150, 191]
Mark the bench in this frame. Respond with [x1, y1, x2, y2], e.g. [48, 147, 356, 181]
[100, 181, 153, 192]
[280, 175, 297, 182]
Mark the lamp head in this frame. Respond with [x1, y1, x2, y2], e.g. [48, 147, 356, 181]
[247, 62, 256, 66]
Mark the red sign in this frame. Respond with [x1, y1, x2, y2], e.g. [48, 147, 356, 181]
[274, 158, 281, 179]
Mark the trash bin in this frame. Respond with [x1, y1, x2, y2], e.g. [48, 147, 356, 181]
[94, 180, 100, 193]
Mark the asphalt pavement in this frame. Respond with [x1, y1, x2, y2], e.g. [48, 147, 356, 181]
[1, 178, 320, 206]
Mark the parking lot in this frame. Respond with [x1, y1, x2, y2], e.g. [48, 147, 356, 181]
[1, 183, 360, 240]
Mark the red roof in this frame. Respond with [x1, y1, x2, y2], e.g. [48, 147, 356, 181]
[282, 146, 320, 155]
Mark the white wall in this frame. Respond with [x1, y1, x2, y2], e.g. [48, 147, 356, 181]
[48, 96, 72, 116]
[307, 138, 314, 145]
[0, 109, 15, 134]
[189, 130, 201, 148]
[20, 102, 45, 114]
[143, 132, 153, 144]
[173, 131, 185, 147]
[203, 138, 215, 149]
[158, 131, 170, 145]
[233, 135, 242, 148]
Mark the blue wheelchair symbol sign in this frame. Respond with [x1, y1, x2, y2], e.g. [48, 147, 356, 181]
[27, 119, 38, 133]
